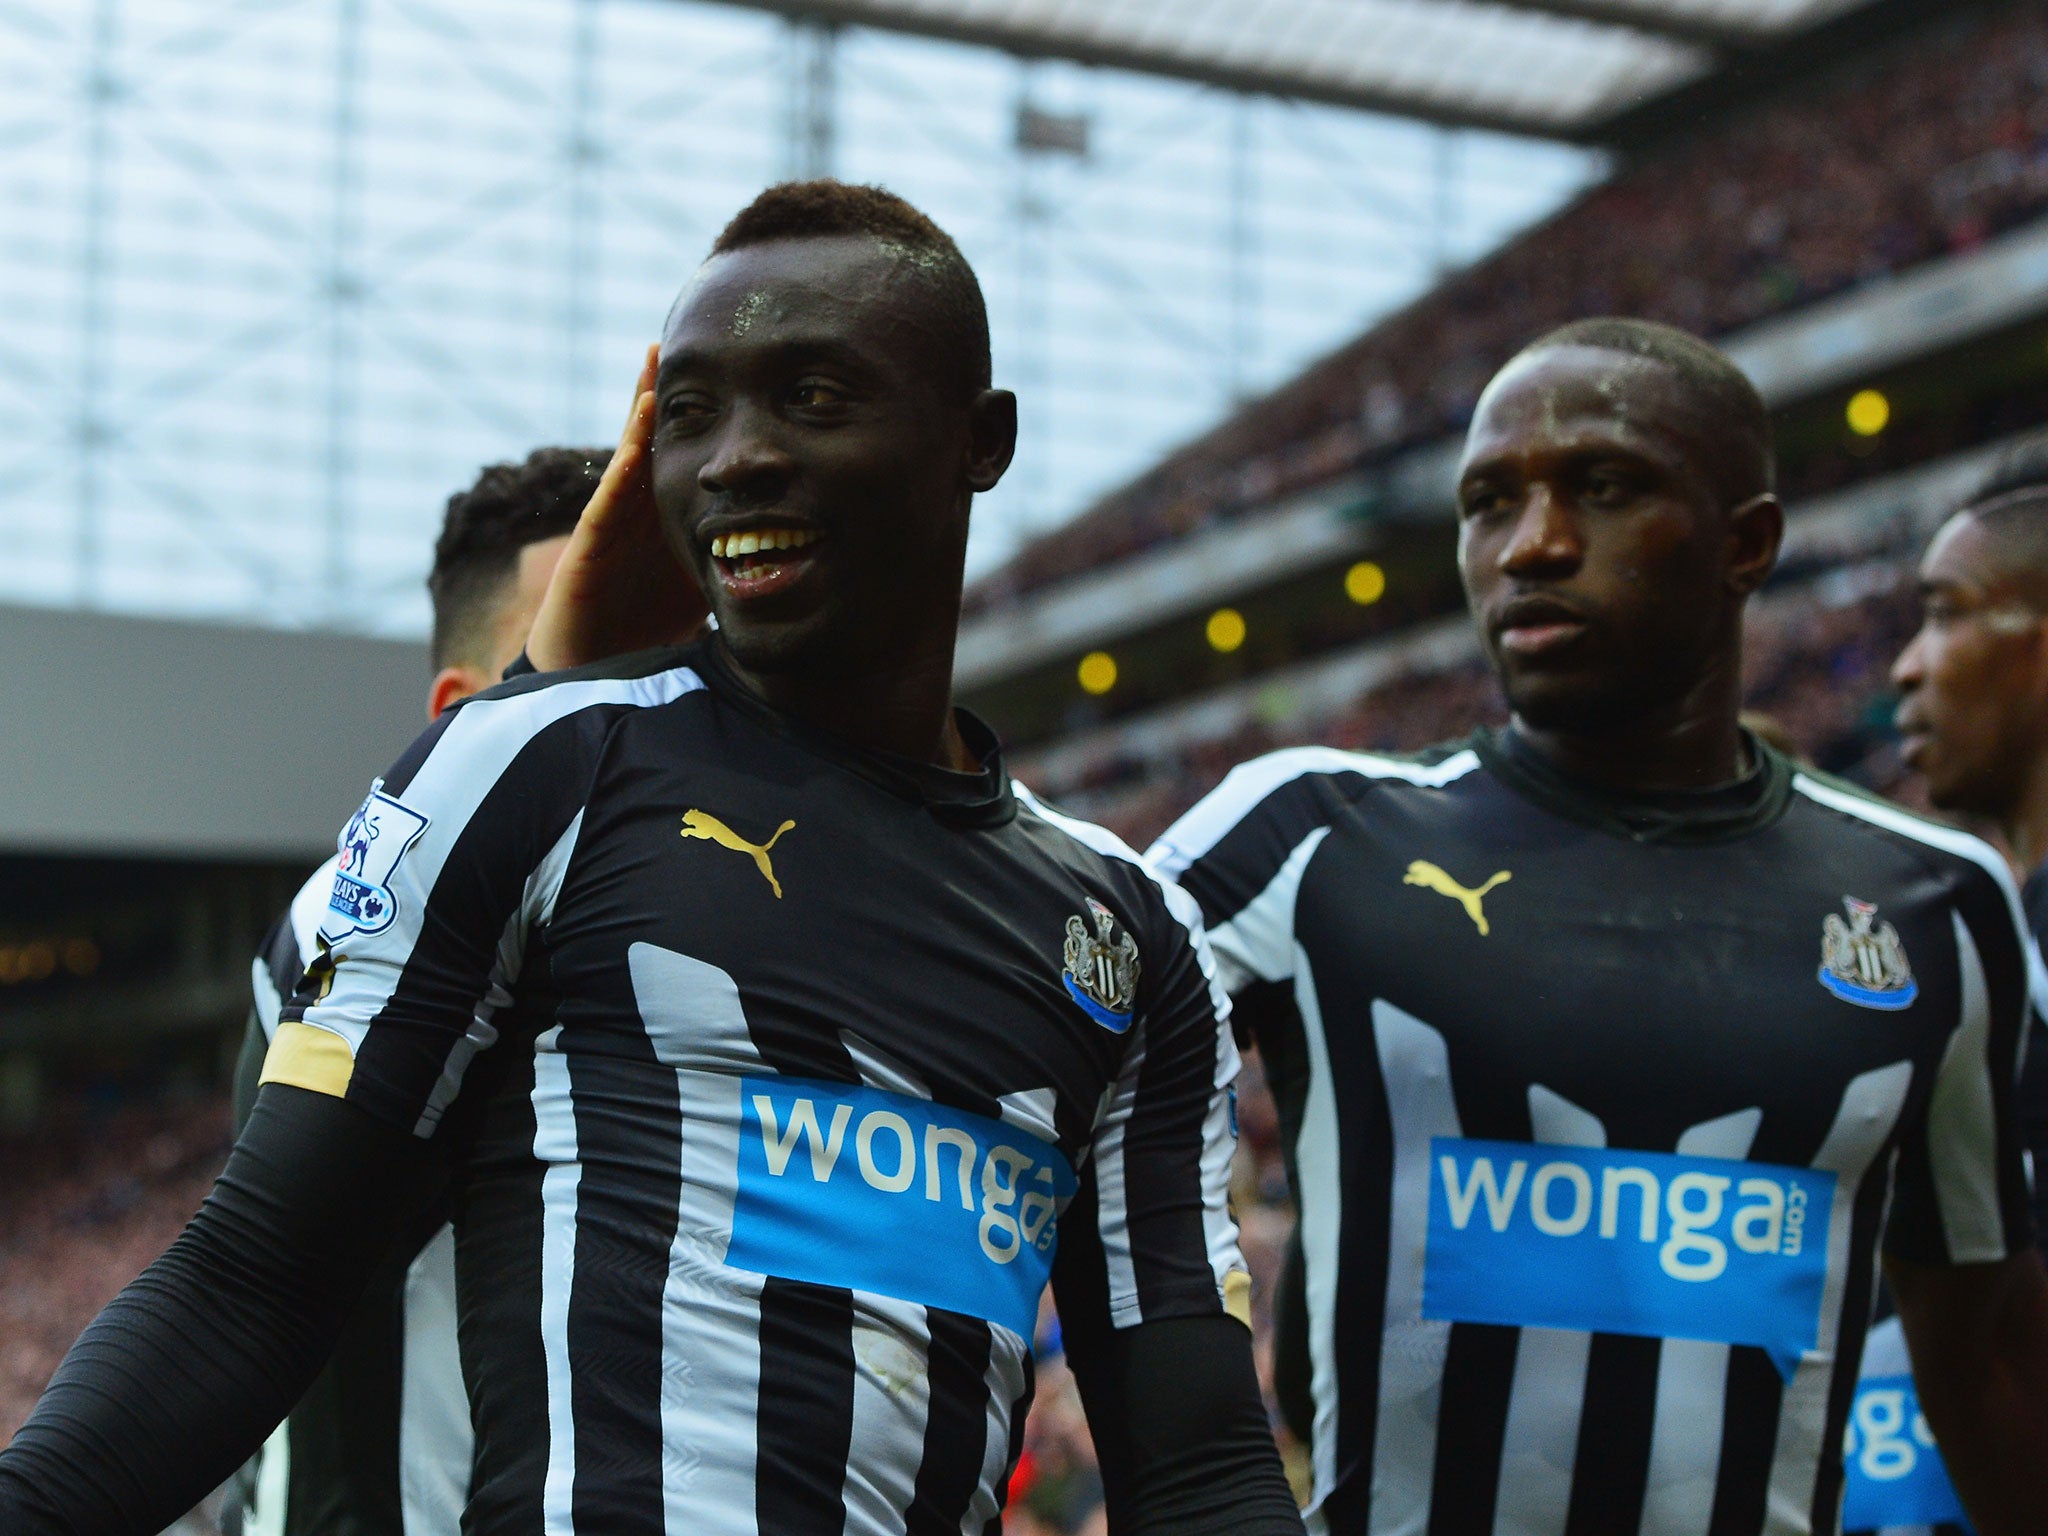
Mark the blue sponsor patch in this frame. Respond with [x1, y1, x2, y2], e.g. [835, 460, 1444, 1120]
[322, 783, 429, 941]
[727, 1077, 1078, 1337]
[1842, 1374, 1972, 1532]
[1423, 1138, 1834, 1380]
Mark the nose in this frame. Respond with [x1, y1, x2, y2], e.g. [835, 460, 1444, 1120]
[699, 402, 795, 504]
[1498, 484, 1582, 578]
[1890, 628, 1927, 693]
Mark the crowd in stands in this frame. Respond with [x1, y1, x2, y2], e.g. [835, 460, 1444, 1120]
[967, 3, 2048, 614]
[0, 1096, 229, 1445]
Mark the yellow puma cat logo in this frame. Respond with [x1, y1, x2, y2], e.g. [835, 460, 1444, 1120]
[681, 809, 796, 899]
[1403, 860, 1511, 936]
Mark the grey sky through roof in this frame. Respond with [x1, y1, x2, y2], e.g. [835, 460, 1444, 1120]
[0, 0, 1643, 635]
[722, 0, 1877, 134]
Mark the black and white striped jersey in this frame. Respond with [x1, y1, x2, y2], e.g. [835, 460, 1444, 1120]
[262, 636, 1247, 1536]
[1149, 728, 2033, 1536]
[234, 869, 471, 1536]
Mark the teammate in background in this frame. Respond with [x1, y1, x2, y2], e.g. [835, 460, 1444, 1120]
[0, 182, 1302, 1536]
[1893, 435, 2048, 1243]
[1861, 437, 2048, 1535]
[231, 448, 670, 1536]
[1151, 319, 2048, 1536]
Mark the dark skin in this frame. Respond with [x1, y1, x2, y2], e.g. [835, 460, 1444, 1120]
[531, 238, 1015, 772]
[1893, 509, 2048, 871]
[1460, 343, 2048, 1536]
[1454, 344, 1782, 792]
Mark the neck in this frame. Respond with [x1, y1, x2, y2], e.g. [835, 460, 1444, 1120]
[721, 616, 976, 773]
[1510, 650, 1750, 794]
[1999, 748, 2048, 877]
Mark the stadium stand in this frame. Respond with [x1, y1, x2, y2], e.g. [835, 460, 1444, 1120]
[0, 1095, 229, 1444]
[965, 3, 2048, 615]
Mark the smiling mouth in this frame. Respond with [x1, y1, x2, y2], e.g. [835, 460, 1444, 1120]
[707, 526, 821, 597]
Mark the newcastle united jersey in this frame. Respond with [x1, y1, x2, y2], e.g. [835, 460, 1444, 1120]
[1150, 728, 2033, 1536]
[263, 636, 1247, 1536]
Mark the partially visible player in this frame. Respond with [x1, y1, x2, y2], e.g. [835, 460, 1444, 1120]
[1862, 438, 2048, 1534]
[0, 182, 1301, 1536]
[231, 447, 687, 1536]
[1152, 319, 2048, 1535]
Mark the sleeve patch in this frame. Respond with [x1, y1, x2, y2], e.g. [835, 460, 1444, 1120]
[322, 782, 431, 942]
[260, 1020, 357, 1100]
[1224, 1268, 1252, 1326]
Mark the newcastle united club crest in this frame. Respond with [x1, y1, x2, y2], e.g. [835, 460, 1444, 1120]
[1818, 896, 1918, 1011]
[1063, 898, 1140, 1033]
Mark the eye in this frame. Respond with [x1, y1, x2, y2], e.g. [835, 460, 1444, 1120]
[659, 391, 715, 427]
[1459, 484, 1513, 520]
[790, 378, 850, 410]
[1580, 468, 1638, 507]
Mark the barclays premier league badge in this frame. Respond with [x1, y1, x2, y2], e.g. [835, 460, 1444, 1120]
[324, 780, 430, 942]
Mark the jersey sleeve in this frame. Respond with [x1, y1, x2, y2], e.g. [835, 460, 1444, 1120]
[1148, 750, 1375, 995]
[1884, 854, 2037, 1267]
[264, 672, 672, 1138]
[1077, 875, 1252, 1331]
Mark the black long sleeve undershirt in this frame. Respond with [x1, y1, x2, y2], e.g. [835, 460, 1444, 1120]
[0, 1085, 425, 1536]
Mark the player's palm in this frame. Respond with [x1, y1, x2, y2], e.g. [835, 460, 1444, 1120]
[527, 343, 707, 671]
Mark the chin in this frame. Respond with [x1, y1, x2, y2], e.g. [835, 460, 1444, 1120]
[1502, 676, 1646, 736]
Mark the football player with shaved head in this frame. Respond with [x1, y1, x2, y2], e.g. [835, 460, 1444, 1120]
[1153, 319, 2048, 1535]
[0, 183, 1302, 1536]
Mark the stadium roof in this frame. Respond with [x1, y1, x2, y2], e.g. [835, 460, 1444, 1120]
[721, 0, 1893, 139]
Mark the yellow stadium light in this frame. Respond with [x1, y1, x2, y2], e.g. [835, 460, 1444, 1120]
[1345, 560, 1387, 606]
[1078, 651, 1118, 696]
[1846, 389, 1890, 437]
[1206, 607, 1247, 653]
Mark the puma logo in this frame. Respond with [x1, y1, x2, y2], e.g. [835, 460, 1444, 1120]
[1403, 860, 1511, 936]
[681, 809, 796, 899]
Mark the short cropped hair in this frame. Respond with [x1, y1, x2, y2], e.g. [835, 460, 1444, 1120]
[1972, 431, 2048, 506]
[427, 447, 609, 668]
[1519, 317, 1775, 502]
[1954, 433, 2048, 586]
[709, 180, 991, 402]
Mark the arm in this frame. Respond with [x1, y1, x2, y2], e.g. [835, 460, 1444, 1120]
[0, 1086, 424, 1536]
[1050, 867, 1302, 1534]
[1888, 1251, 2048, 1536]
[1054, 1174, 1302, 1535]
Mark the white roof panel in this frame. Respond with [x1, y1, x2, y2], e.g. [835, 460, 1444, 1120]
[740, 0, 1879, 134]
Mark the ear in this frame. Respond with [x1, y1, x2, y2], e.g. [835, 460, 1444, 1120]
[427, 664, 490, 720]
[1725, 493, 1784, 598]
[965, 389, 1018, 495]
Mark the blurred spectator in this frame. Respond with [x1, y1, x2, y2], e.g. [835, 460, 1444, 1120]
[0, 1096, 228, 1443]
[968, 5, 2048, 614]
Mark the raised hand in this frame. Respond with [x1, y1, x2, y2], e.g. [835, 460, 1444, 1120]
[525, 343, 707, 671]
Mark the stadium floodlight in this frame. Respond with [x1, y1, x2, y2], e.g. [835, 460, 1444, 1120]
[1847, 389, 1891, 437]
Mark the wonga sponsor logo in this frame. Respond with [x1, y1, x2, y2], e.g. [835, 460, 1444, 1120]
[1842, 1374, 1971, 1532]
[1423, 1137, 1834, 1378]
[726, 1076, 1078, 1336]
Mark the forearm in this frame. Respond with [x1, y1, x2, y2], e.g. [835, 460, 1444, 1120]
[1891, 1252, 2048, 1536]
[1068, 1314, 1304, 1536]
[0, 1086, 424, 1536]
